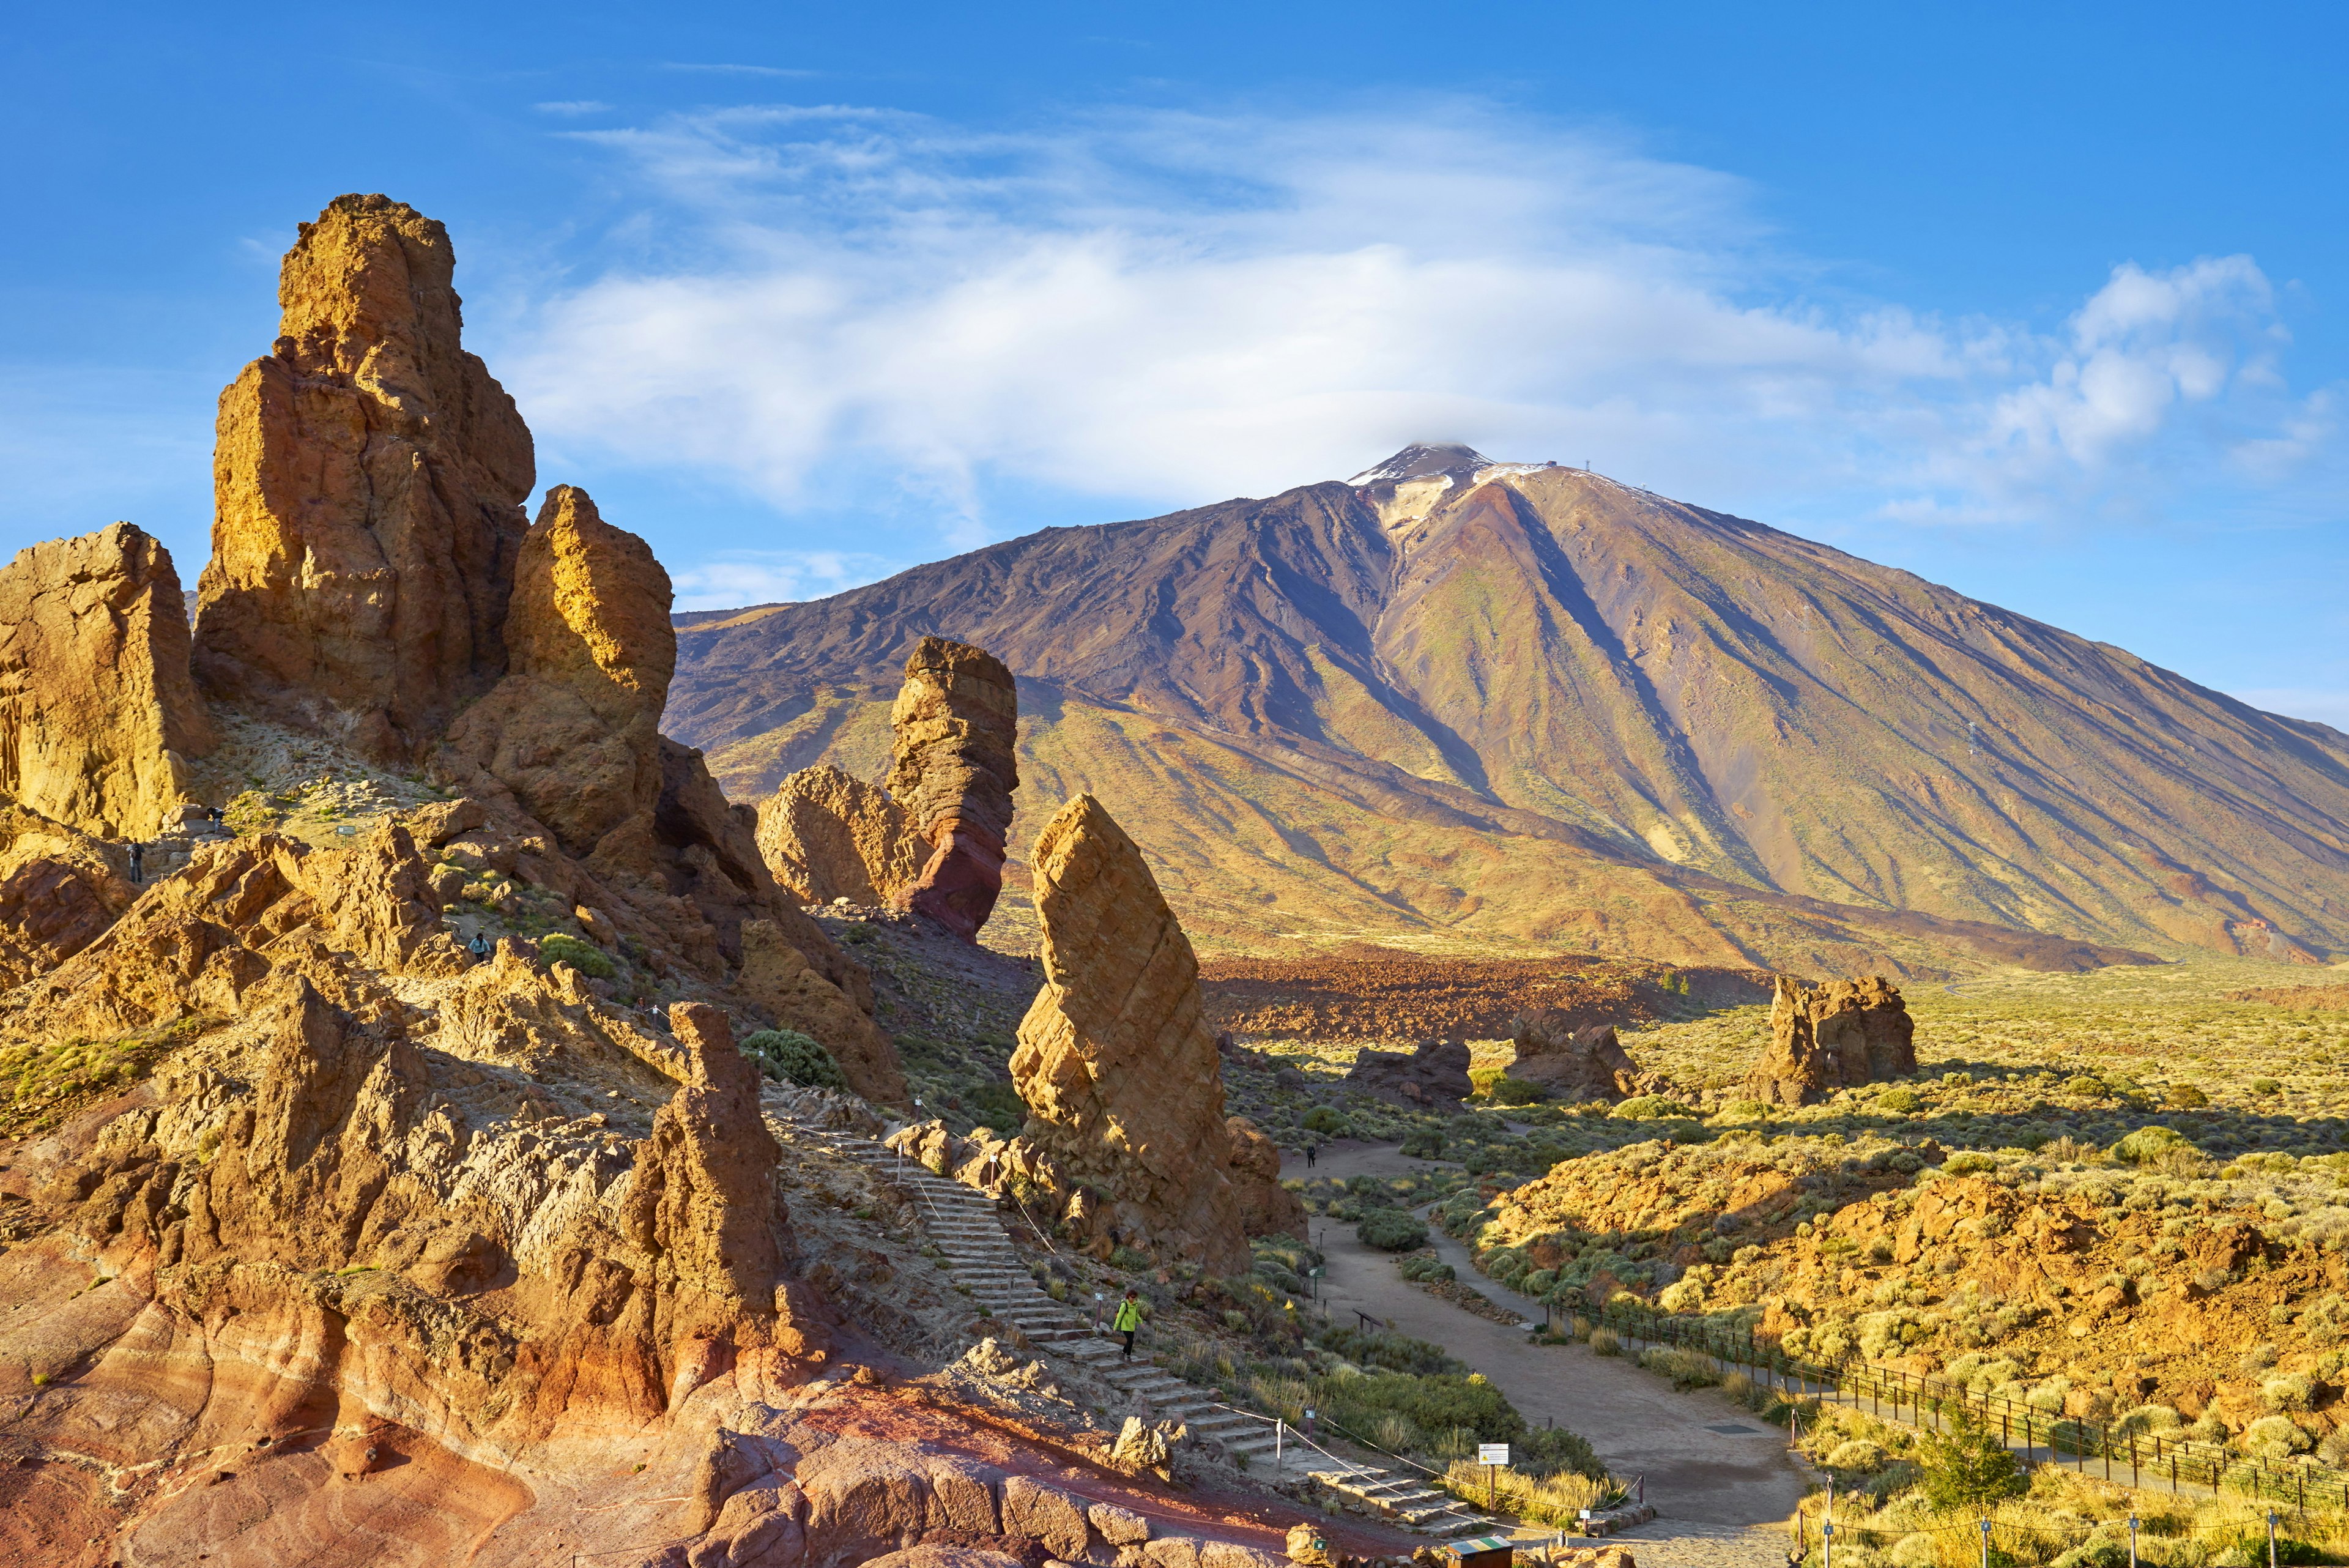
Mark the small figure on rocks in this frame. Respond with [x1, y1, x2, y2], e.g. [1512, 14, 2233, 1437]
[1114, 1287, 1143, 1359]
[467, 931, 491, 963]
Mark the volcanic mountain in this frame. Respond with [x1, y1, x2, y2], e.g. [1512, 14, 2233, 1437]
[666, 445, 2349, 973]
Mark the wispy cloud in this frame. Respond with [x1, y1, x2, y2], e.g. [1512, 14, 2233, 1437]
[535, 100, 613, 116]
[501, 100, 2342, 556]
[667, 550, 896, 611]
[661, 63, 818, 78]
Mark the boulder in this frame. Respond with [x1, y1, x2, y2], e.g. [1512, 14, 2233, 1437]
[1343, 1039, 1472, 1106]
[441, 486, 672, 858]
[755, 762, 924, 907]
[1744, 975, 1917, 1105]
[1008, 794, 1250, 1275]
[1226, 1117, 1308, 1240]
[196, 193, 535, 760]
[0, 522, 213, 838]
[0, 804, 134, 988]
[888, 637, 1019, 942]
[1508, 1014, 1645, 1101]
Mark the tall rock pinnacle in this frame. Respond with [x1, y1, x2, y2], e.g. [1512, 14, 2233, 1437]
[195, 193, 535, 760]
[886, 636, 1019, 941]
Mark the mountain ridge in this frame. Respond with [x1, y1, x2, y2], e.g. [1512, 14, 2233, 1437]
[665, 450, 2349, 972]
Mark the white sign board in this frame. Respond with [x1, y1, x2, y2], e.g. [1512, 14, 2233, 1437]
[1477, 1443, 1510, 1466]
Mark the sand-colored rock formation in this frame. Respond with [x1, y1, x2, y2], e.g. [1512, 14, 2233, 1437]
[1226, 1116, 1309, 1240]
[0, 804, 133, 989]
[1344, 1038, 1473, 1106]
[888, 636, 1019, 942]
[1508, 1013, 1649, 1101]
[1008, 793, 1251, 1273]
[1743, 974, 1918, 1105]
[0, 522, 213, 839]
[442, 486, 671, 857]
[755, 762, 924, 906]
[735, 917, 910, 1108]
[196, 193, 534, 760]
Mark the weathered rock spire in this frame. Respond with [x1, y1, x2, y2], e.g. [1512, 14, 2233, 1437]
[195, 192, 535, 760]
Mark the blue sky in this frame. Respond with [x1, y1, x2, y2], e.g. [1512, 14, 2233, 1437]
[5, 2, 2344, 724]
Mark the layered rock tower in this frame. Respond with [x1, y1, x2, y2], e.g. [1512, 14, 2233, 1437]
[195, 193, 535, 760]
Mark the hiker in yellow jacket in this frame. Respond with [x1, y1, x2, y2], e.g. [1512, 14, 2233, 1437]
[1113, 1288, 1145, 1359]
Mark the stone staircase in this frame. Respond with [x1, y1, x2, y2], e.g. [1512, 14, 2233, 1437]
[781, 1116, 1490, 1536]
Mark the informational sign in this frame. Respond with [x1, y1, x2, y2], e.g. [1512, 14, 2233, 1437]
[1477, 1443, 1510, 1466]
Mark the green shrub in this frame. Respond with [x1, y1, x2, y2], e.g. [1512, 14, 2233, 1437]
[1589, 1328, 1622, 1356]
[1918, 1408, 2025, 1510]
[2110, 1125, 2197, 1166]
[221, 789, 278, 836]
[1359, 1209, 1431, 1252]
[538, 932, 618, 979]
[1942, 1151, 1997, 1175]
[1400, 1128, 1447, 1159]
[1825, 1439, 1888, 1473]
[1876, 1086, 1923, 1114]
[1638, 1345, 1720, 1389]
[1612, 1094, 1693, 1120]
[1302, 1106, 1353, 1136]
[1399, 1254, 1457, 1283]
[740, 1028, 848, 1091]
[2165, 1082, 2210, 1107]
[2251, 1077, 2283, 1096]
[1490, 1077, 1548, 1105]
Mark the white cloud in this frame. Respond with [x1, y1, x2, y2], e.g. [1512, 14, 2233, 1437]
[535, 100, 613, 116]
[667, 550, 896, 611]
[497, 100, 2339, 554]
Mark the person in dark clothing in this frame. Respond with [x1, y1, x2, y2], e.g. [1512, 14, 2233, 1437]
[467, 931, 491, 962]
[1305, 1143, 1315, 1169]
[127, 842, 144, 884]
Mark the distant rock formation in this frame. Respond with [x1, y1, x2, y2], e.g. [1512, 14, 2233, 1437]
[1508, 1012, 1649, 1101]
[1744, 975, 1917, 1105]
[1344, 1038, 1473, 1106]
[442, 486, 672, 860]
[888, 636, 1019, 942]
[1226, 1115, 1308, 1240]
[0, 522, 213, 839]
[755, 762, 924, 907]
[752, 635, 1018, 941]
[1008, 793, 1252, 1273]
[196, 193, 534, 760]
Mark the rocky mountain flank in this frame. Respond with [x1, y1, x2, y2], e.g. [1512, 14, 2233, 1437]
[0, 196, 1299, 1567]
[669, 444, 2348, 973]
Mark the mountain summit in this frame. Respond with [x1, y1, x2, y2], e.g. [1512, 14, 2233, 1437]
[667, 453, 2349, 972]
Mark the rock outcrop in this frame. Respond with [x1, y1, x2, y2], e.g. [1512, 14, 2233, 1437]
[888, 637, 1019, 942]
[196, 193, 534, 760]
[1743, 975, 1918, 1105]
[735, 917, 910, 1108]
[1226, 1116, 1308, 1240]
[756, 762, 924, 907]
[1343, 1038, 1473, 1106]
[1508, 1013, 1648, 1101]
[0, 522, 213, 839]
[1008, 793, 1250, 1273]
[442, 486, 671, 858]
[0, 804, 133, 990]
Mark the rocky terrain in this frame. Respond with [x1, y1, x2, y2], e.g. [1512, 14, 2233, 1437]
[0, 195, 1429, 1568]
[664, 443, 2346, 972]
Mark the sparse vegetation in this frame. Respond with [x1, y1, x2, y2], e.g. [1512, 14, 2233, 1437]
[537, 932, 617, 979]
[740, 1028, 848, 1091]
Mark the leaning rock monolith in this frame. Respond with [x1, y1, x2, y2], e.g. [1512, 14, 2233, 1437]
[0, 522, 213, 839]
[441, 486, 672, 859]
[1508, 1013, 1649, 1101]
[1744, 975, 1917, 1105]
[196, 193, 535, 760]
[887, 636, 1018, 942]
[1009, 793, 1250, 1273]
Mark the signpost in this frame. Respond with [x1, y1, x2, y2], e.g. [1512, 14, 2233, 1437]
[1477, 1443, 1509, 1511]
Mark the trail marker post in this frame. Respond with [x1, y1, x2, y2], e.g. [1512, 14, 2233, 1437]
[1478, 1444, 1510, 1511]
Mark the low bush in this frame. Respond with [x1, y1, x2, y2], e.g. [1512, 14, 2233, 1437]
[2110, 1124, 2197, 1166]
[1826, 1438, 1890, 1473]
[1876, 1086, 1924, 1113]
[1637, 1345, 1721, 1389]
[740, 1028, 848, 1091]
[1302, 1106, 1353, 1136]
[1359, 1208, 1431, 1252]
[1400, 1128, 1447, 1159]
[1398, 1253, 1457, 1284]
[1612, 1094, 1694, 1120]
[1490, 1077, 1549, 1105]
[221, 789, 278, 836]
[538, 932, 618, 979]
[1589, 1328, 1622, 1356]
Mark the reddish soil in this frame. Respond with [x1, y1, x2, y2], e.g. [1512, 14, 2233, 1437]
[1198, 947, 1772, 1041]
[2226, 984, 2349, 1009]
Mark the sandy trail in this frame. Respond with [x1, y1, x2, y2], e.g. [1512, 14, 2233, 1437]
[1288, 1141, 1805, 1565]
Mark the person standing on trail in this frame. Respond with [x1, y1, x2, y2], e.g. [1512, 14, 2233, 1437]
[1305, 1143, 1316, 1169]
[467, 931, 491, 963]
[128, 842, 144, 885]
[1113, 1288, 1144, 1360]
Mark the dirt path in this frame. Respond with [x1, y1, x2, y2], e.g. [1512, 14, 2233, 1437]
[1288, 1142, 1804, 1564]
